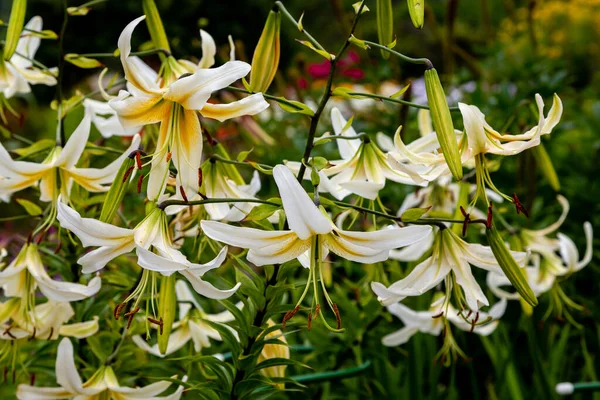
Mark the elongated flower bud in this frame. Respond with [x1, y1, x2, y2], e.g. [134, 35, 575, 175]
[376, 0, 393, 59]
[531, 142, 560, 191]
[158, 274, 177, 355]
[249, 9, 280, 93]
[486, 223, 538, 307]
[142, 0, 171, 56]
[407, 0, 424, 29]
[424, 67, 463, 180]
[3, 0, 27, 60]
[99, 154, 136, 223]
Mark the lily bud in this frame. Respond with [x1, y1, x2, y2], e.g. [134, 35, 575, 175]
[486, 223, 538, 307]
[531, 142, 560, 191]
[376, 0, 394, 59]
[407, 0, 424, 29]
[99, 154, 136, 223]
[142, 0, 171, 57]
[424, 67, 463, 180]
[158, 274, 177, 355]
[3, 0, 27, 60]
[249, 9, 280, 93]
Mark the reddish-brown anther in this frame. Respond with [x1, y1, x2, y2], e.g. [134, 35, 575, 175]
[460, 206, 471, 236]
[198, 168, 203, 188]
[486, 203, 493, 228]
[432, 311, 444, 319]
[166, 152, 172, 163]
[135, 151, 142, 169]
[512, 193, 530, 217]
[123, 166, 135, 182]
[282, 305, 300, 329]
[314, 304, 321, 319]
[332, 303, 342, 329]
[180, 186, 189, 202]
[307, 312, 312, 331]
[137, 174, 144, 193]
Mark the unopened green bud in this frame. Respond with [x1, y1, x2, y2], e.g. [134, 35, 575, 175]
[486, 223, 537, 307]
[158, 274, 177, 355]
[424, 67, 463, 180]
[99, 154, 136, 223]
[3, 0, 27, 60]
[407, 0, 424, 29]
[376, 0, 393, 59]
[531, 142, 560, 191]
[249, 9, 280, 93]
[142, 0, 171, 58]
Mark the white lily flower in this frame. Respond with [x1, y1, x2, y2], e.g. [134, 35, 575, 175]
[108, 16, 269, 201]
[371, 227, 527, 310]
[83, 98, 140, 138]
[289, 108, 423, 200]
[202, 164, 432, 267]
[488, 196, 593, 299]
[17, 338, 185, 400]
[0, 17, 57, 98]
[459, 93, 563, 157]
[0, 299, 98, 341]
[56, 200, 239, 299]
[381, 294, 507, 346]
[133, 281, 238, 357]
[0, 243, 101, 302]
[0, 112, 141, 202]
[384, 124, 468, 184]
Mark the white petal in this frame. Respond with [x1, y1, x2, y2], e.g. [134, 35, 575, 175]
[273, 164, 332, 240]
[179, 269, 241, 299]
[198, 30, 216, 69]
[199, 93, 269, 122]
[54, 113, 92, 169]
[56, 200, 134, 247]
[330, 107, 361, 159]
[164, 61, 251, 110]
[381, 326, 420, 346]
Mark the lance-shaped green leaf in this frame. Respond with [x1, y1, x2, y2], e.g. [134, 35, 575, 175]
[407, 0, 424, 29]
[158, 274, 177, 355]
[296, 39, 334, 60]
[142, 0, 170, 57]
[531, 142, 560, 191]
[16, 198, 42, 216]
[401, 207, 430, 222]
[65, 54, 103, 69]
[276, 97, 315, 116]
[486, 223, 538, 307]
[376, 0, 393, 58]
[424, 67, 463, 180]
[99, 154, 136, 223]
[249, 9, 280, 93]
[3, 0, 27, 60]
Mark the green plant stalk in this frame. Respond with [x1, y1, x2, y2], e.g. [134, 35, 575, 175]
[295, 1, 367, 182]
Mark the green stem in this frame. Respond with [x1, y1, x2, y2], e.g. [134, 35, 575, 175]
[274, 1, 326, 53]
[55, 0, 69, 146]
[157, 197, 280, 210]
[77, 48, 170, 58]
[295, 1, 367, 182]
[340, 91, 460, 112]
[363, 40, 433, 68]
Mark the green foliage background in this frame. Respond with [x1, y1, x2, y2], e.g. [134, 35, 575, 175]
[0, 0, 598, 399]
